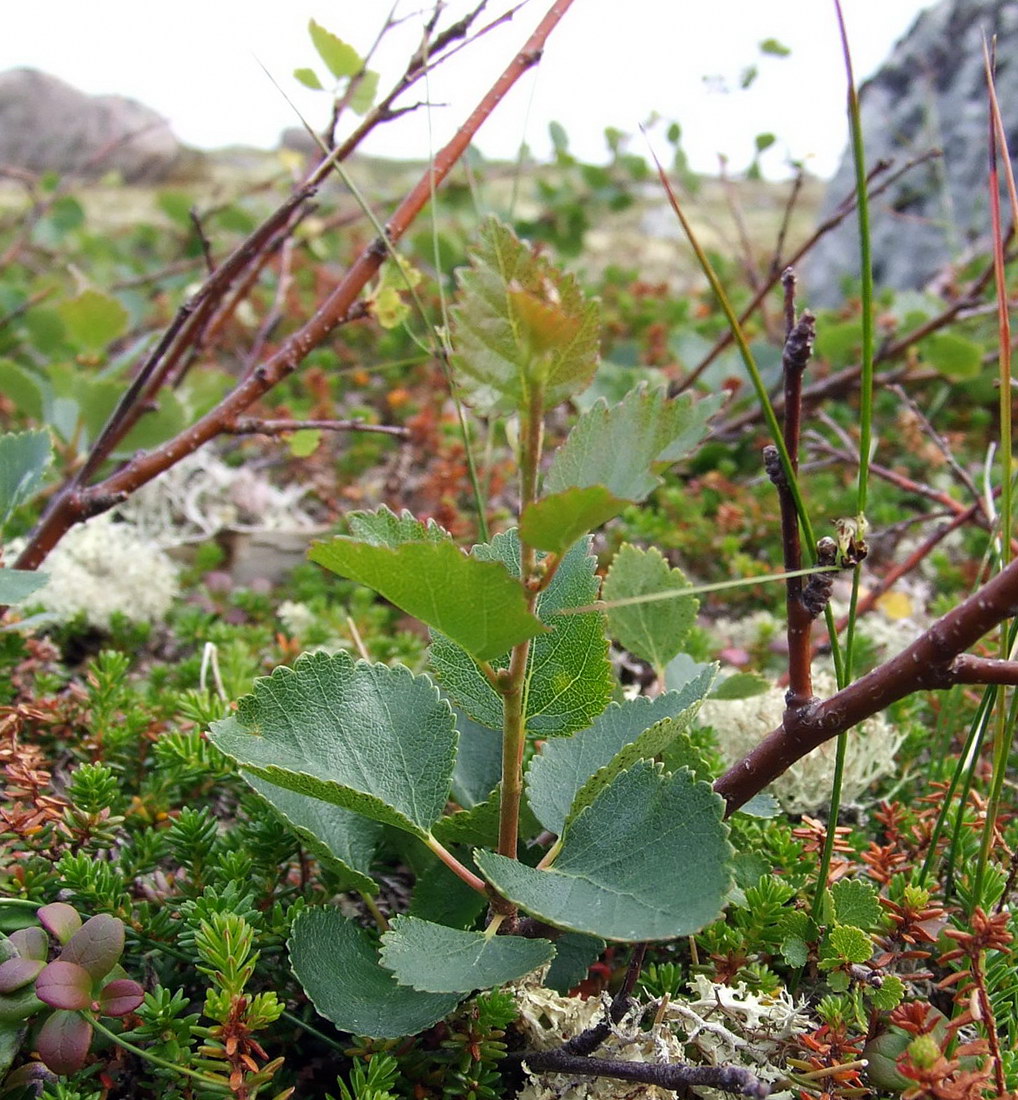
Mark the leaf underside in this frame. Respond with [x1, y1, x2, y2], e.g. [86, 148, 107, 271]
[525, 668, 716, 836]
[290, 908, 460, 1039]
[380, 915, 555, 993]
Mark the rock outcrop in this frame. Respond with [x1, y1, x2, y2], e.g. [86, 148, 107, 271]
[804, 0, 1018, 305]
[0, 68, 184, 183]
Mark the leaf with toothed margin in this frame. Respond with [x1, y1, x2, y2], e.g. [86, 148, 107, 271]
[289, 908, 461, 1039]
[309, 534, 544, 662]
[477, 761, 732, 942]
[525, 665, 717, 835]
[544, 385, 722, 500]
[602, 543, 699, 670]
[429, 533, 612, 738]
[208, 651, 457, 840]
[243, 772, 381, 895]
[450, 218, 600, 412]
[380, 915, 555, 993]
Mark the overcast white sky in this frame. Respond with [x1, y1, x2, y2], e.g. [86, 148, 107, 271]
[3, 0, 934, 177]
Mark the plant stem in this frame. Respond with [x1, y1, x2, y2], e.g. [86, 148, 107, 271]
[87, 1014, 226, 1089]
[498, 387, 545, 860]
[424, 834, 486, 893]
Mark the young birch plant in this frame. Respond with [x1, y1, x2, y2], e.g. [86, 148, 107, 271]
[206, 218, 731, 1048]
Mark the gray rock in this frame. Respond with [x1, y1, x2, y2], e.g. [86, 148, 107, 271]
[0, 67, 184, 183]
[803, 0, 1018, 306]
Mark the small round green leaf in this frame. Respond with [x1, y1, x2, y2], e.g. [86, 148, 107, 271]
[379, 916, 554, 994]
[289, 908, 460, 1039]
[57, 290, 129, 353]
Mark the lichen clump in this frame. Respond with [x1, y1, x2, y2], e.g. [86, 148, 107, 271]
[699, 670, 904, 813]
[27, 513, 179, 629]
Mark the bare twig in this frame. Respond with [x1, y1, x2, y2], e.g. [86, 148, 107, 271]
[228, 418, 409, 438]
[14, 0, 576, 573]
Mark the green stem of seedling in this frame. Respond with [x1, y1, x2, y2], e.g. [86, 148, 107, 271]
[813, 0, 873, 918]
[974, 40, 1016, 906]
[497, 386, 545, 860]
[87, 1014, 226, 1088]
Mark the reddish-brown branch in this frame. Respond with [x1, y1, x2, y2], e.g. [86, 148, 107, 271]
[768, 284, 817, 709]
[715, 547, 1018, 815]
[671, 151, 941, 397]
[14, 0, 576, 572]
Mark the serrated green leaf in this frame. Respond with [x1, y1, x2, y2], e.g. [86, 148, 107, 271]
[207, 651, 456, 839]
[243, 772, 380, 895]
[308, 20, 361, 79]
[347, 505, 451, 548]
[519, 485, 623, 554]
[867, 973, 905, 1010]
[57, 289, 128, 353]
[602, 544, 697, 669]
[293, 66, 324, 90]
[429, 534, 612, 737]
[544, 932, 606, 994]
[780, 936, 808, 968]
[830, 879, 882, 932]
[431, 795, 501, 847]
[821, 925, 873, 966]
[659, 731, 715, 783]
[710, 671, 769, 700]
[0, 429, 51, 529]
[310, 536, 542, 662]
[544, 385, 722, 499]
[290, 908, 460, 1038]
[380, 916, 554, 994]
[526, 669, 716, 835]
[477, 761, 731, 941]
[451, 218, 600, 412]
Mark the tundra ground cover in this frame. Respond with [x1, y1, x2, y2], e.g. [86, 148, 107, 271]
[2, 6, 1018, 1100]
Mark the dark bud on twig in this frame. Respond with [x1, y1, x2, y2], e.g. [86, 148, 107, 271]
[802, 536, 838, 618]
[763, 444, 785, 488]
[781, 310, 815, 378]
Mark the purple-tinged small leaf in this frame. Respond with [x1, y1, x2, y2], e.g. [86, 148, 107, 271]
[35, 961, 93, 1011]
[36, 1009, 93, 1075]
[1, 1060, 57, 1091]
[97, 978, 144, 1017]
[60, 915, 124, 979]
[0, 956, 44, 992]
[9, 925, 49, 961]
[36, 903, 81, 945]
